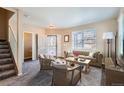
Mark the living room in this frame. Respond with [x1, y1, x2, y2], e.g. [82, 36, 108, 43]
[0, 7, 124, 87]
[1, 1, 124, 93]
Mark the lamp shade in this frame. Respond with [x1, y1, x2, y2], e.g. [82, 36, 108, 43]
[103, 32, 114, 39]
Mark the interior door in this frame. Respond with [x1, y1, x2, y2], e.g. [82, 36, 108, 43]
[47, 35, 57, 56]
[24, 33, 32, 60]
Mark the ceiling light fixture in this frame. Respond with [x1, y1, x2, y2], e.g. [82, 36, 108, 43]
[48, 24, 56, 29]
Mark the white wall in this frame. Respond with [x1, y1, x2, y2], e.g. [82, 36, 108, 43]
[46, 19, 118, 56]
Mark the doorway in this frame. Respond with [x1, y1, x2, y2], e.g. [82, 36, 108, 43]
[24, 32, 32, 61]
[47, 35, 57, 56]
[35, 34, 38, 60]
[0, 8, 14, 41]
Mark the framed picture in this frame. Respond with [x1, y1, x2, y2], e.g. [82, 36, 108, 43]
[64, 35, 69, 42]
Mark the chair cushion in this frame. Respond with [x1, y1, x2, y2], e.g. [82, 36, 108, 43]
[52, 60, 67, 70]
[53, 65, 67, 69]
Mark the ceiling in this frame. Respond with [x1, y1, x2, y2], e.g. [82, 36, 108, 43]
[19, 7, 120, 29]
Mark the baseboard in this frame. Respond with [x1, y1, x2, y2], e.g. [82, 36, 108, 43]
[24, 58, 32, 62]
[24, 57, 32, 60]
[18, 72, 23, 76]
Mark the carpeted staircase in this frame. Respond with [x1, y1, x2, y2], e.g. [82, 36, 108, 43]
[0, 40, 17, 80]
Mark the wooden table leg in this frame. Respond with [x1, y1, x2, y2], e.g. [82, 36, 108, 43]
[80, 66, 82, 82]
[84, 64, 90, 73]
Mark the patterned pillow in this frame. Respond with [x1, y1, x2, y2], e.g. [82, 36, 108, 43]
[39, 54, 45, 58]
[73, 51, 80, 56]
[89, 52, 94, 57]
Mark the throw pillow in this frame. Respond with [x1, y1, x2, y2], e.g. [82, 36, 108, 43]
[89, 52, 94, 57]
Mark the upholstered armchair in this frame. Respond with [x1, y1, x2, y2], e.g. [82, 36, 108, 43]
[39, 54, 53, 70]
[89, 52, 103, 67]
[51, 64, 81, 86]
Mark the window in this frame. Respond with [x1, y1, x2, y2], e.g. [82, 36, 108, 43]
[118, 14, 124, 55]
[47, 35, 57, 56]
[72, 29, 96, 50]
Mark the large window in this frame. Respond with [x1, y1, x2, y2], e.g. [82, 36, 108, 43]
[118, 14, 124, 55]
[72, 29, 96, 50]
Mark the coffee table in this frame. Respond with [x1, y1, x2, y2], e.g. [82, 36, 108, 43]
[66, 57, 91, 73]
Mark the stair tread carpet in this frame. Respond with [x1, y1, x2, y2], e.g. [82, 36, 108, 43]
[0, 45, 9, 49]
[0, 70, 16, 80]
[0, 40, 16, 80]
[0, 63, 14, 71]
[0, 49, 10, 53]
[0, 58, 12, 65]
[0, 42, 8, 45]
[0, 54, 11, 59]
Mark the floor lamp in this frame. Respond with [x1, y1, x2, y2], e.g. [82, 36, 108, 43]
[103, 32, 114, 57]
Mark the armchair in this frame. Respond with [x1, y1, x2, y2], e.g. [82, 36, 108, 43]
[39, 54, 52, 70]
[52, 63, 81, 86]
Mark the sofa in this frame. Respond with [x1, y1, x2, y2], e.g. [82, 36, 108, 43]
[66, 51, 103, 68]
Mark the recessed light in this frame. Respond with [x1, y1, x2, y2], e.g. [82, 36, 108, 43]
[24, 14, 31, 18]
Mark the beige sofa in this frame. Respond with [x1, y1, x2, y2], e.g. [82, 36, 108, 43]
[66, 51, 103, 68]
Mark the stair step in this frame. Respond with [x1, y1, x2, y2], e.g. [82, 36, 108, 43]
[0, 49, 10, 53]
[0, 54, 11, 59]
[0, 70, 16, 80]
[0, 41, 8, 45]
[0, 45, 9, 49]
[0, 41, 16, 80]
[0, 63, 15, 71]
[0, 58, 12, 65]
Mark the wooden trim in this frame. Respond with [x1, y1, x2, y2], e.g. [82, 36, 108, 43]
[36, 34, 38, 60]
[17, 9, 19, 74]
[2, 7, 17, 13]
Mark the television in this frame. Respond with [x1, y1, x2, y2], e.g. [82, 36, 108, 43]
[117, 14, 124, 68]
